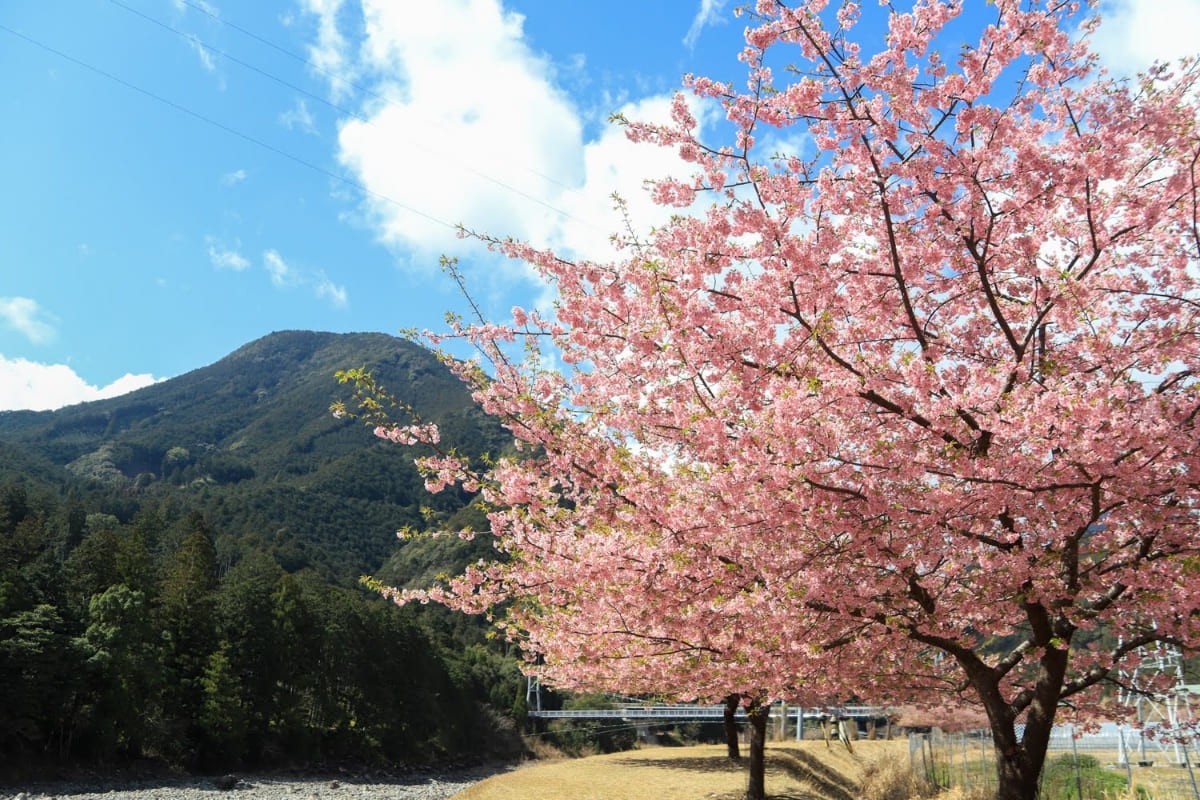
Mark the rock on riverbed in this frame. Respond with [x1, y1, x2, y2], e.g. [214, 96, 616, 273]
[0, 765, 504, 800]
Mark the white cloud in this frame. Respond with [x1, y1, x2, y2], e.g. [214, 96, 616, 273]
[221, 168, 247, 186]
[208, 241, 251, 271]
[175, 0, 218, 16]
[263, 250, 348, 307]
[554, 94, 718, 262]
[0, 296, 56, 344]
[263, 249, 293, 286]
[315, 274, 349, 308]
[187, 33, 217, 73]
[684, 0, 727, 49]
[332, 0, 586, 260]
[0, 355, 161, 412]
[300, 0, 355, 100]
[321, 0, 718, 277]
[1092, 0, 1200, 75]
[280, 98, 318, 134]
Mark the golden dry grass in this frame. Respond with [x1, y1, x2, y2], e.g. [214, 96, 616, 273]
[453, 739, 907, 800]
[456, 740, 1200, 799]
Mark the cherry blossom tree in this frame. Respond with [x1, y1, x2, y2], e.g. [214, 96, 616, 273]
[355, 2, 1200, 799]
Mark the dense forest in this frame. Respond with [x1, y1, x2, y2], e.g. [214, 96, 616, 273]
[0, 331, 526, 776]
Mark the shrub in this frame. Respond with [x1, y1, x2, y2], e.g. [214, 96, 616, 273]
[1039, 753, 1140, 800]
[544, 693, 639, 757]
[860, 753, 936, 800]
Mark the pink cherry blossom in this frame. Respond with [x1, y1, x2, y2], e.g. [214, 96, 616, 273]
[367, 4, 1200, 800]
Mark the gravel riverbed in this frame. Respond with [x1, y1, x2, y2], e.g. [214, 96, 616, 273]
[0, 765, 506, 800]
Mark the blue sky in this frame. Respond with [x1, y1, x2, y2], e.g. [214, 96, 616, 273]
[0, 0, 1196, 411]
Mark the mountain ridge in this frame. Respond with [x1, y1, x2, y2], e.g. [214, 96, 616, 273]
[0, 329, 506, 579]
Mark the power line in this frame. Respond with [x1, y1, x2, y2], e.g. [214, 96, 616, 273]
[177, 0, 396, 115]
[174, 0, 579, 195]
[110, 0, 359, 122]
[104, 0, 593, 227]
[0, 22, 455, 233]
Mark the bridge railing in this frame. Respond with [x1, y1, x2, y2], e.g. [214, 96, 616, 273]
[529, 703, 888, 722]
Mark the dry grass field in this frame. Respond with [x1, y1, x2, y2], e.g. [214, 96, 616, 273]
[454, 739, 1200, 800]
[452, 739, 903, 800]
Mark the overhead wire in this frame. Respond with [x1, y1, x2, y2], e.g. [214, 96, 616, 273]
[104, 0, 596, 229]
[0, 21, 456, 233]
[176, 0, 576, 193]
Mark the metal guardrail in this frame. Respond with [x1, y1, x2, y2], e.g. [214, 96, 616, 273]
[529, 703, 888, 721]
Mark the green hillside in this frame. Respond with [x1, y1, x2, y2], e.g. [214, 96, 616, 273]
[0, 329, 509, 579]
[0, 331, 524, 778]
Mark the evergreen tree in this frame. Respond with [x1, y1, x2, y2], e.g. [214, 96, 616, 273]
[1, 514, 63, 614]
[268, 571, 321, 758]
[81, 584, 161, 759]
[197, 644, 248, 767]
[213, 551, 285, 760]
[158, 513, 219, 759]
[63, 525, 122, 616]
[0, 485, 30, 535]
[0, 604, 88, 760]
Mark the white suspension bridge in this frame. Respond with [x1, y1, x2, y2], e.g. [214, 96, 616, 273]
[523, 640, 1199, 755]
[524, 679, 893, 740]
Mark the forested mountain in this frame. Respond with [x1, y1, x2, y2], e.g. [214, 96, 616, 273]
[0, 330, 509, 579]
[0, 331, 524, 777]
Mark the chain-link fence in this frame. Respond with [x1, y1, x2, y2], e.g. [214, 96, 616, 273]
[909, 728, 1200, 800]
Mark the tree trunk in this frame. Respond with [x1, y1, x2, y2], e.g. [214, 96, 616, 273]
[992, 738, 1043, 800]
[974, 647, 1067, 800]
[723, 693, 741, 760]
[746, 694, 769, 800]
[989, 702, 1060, 800]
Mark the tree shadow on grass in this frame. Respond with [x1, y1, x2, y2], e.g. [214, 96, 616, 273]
[611, 753, 746, 775]
[768, 749, 857, 800]
[612, 748, 857, 800]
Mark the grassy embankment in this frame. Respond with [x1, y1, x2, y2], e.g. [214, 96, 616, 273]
[454, 739, 1200, 800]
[454, 739, 898, 800]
